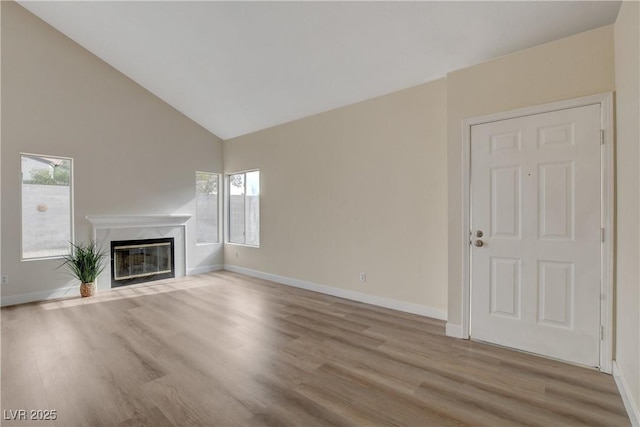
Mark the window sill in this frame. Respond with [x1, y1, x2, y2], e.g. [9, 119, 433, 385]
[21, 255, 65, 262]
[225, 242, 260, 248]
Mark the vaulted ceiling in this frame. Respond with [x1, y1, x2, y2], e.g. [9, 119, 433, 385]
[18, 1, 621, 140]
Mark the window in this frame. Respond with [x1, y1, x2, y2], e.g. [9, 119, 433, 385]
[228, 170, 260, 246]
[195, 172, 220, 244]
[21, 154, 73, 260]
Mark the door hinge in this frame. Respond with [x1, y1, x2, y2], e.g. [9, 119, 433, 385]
[600, 129, 605, 145]
[601, 228, 605, 243]
[600, 325, 604, 340]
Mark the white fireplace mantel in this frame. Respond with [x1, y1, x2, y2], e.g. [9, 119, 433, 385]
[86, 214, 191, 290]
[86, 214, 191, 229]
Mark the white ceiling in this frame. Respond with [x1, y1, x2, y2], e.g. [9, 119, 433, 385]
[18, 1, 621, 140]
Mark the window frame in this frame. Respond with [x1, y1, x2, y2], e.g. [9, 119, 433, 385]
[225, 169, 260, 247]
[20, 152, 75, 261]
[195, 171, 222, 246]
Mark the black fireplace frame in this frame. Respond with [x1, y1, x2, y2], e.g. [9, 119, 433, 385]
[110, 237, 175, 288]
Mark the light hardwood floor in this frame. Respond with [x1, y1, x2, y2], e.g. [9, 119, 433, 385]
[1, 271, 630, 426]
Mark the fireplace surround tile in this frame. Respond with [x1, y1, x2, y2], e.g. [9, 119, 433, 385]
[86, 215, 190, 290]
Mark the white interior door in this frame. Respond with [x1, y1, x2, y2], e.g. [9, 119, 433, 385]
[470, 104, 602, 367]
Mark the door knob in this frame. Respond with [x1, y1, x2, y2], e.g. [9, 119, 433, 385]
[474, 240, 484, 247]
[475, 230, 484, 238]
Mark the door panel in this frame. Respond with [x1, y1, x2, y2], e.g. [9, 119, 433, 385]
[490, 257, 521, 318]
[470, 104, 601, 367]
[538, 260, 574, 327]
[539, 161, 574, 240]
[491, 166, 520, 238]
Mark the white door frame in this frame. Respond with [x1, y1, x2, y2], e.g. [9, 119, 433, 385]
[460, 93, 614, 374]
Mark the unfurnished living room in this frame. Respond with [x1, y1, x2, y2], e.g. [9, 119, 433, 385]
[1, 1, 639, 426]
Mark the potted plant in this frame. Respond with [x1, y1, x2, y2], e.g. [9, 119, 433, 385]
[59, 241, 107, 297]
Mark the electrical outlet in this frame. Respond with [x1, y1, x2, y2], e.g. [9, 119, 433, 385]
[1, 275, 8, 285]
[359, 272, 366, 282]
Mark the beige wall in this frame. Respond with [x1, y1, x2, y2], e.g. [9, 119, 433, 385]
[0, 0, 3, 289]
[1, 2, 223, 301]
[446, 25, 616, 328]
[615, 0, 640, 416]
[224, 79, 448, 316]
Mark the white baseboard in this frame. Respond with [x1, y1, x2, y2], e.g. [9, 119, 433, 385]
[613, 361, 640, 426]
[445, 322, 465, 338]
[1, 265, 224, 307]
[223, 264, 447, 320]
[187, 264, 224, 276]
[1, 286, 79, 307]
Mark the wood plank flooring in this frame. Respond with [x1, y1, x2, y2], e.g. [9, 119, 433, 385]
[1, 271, 630, 426]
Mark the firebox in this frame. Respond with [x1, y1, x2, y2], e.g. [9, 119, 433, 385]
[110, 238, 175, 287]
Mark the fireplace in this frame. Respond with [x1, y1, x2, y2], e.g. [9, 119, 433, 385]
[110, 238, 175, 288]
[86, 214, 190, 290]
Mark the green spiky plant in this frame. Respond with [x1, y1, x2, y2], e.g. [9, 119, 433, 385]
[59, 241, 107, 284]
